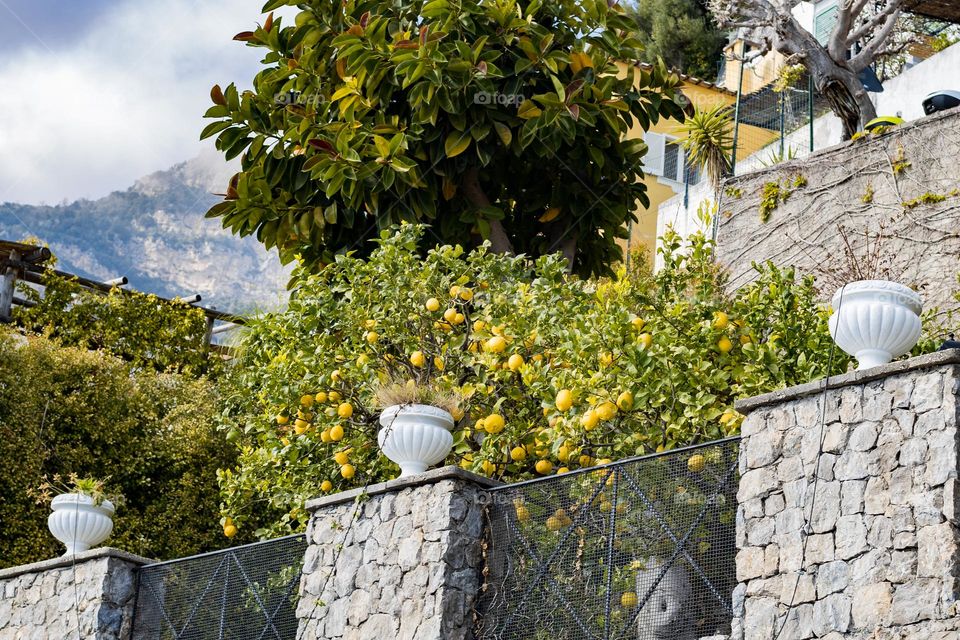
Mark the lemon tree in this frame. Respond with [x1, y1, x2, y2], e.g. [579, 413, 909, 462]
[218, 224, 847, 537]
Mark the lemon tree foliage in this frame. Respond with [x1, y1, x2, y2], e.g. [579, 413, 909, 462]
[0, 331, 236, 568]
[15, 269, 214, 375]
[201, 0, 685, 277]
[219, 225, 847, 537]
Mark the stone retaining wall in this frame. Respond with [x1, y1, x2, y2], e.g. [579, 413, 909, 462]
[296, 467, 496, 640]
[732, 350, 960, 640]
[0, 548, 149, 640]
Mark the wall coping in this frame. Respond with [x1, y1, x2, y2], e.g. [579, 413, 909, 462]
[306, 465, 501, 512]
[735, 348, 960, 414]
[0, 547, 154, 581]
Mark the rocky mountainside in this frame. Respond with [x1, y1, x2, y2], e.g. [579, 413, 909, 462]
[0, 149, 289, 313]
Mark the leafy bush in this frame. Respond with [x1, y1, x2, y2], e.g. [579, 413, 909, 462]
[218, 224, 849, 537]
[15, 269, 215, 375]
[0, 331, 238, 568]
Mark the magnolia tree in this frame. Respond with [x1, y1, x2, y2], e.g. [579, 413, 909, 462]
[202, 0, 686, 277]
[708, 0, 911, 138]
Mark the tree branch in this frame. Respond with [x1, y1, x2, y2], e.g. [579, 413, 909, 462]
[850, 6, 902, 71]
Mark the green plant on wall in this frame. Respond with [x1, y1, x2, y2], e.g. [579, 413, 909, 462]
[15, 269, 215, 375]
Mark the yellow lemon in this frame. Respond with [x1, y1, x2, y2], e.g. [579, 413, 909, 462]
[712, 311, 729, 330]
[337, 403, 354, 419]
[687, 454, 706, 472]
[473, 320, 486, 332]
[334, 450, 350, 465]
[328, 391, 342, 403]
[314, 391, 328, 404]
[330, 369, 342, 382]
[557, 445, 570, 462]
[580, 410, 599, 431]
[276, 414, 289, 425]
[481, 460, 496, 476]
[485, 414, 505, 434]
[356, 354, 370, 366]
[515, 504, 530, 521]
[485, 336, 507, 353]
[449, 285, 460, 298]
[535, 459, 552, 474]
[595, 401, 618, 421]
[320, 480, 333, 492]
[410, 351, 426, 367]
[475, 418, 486, 432]
[453, 312, 465, 325]
[579, 454, 593, 467]
[425, 297, 441, 312]
[340, 464, 355, 479]
[545, 515, 563, 531]
[638, 333, 653, 349]
[320, 429, 332, 443]
[300, 394, 315, 407]
[617, 391, 634, 411]
[459, 288, 474, 301]
[600, 352, 614, 367]
[510, 446, 527, 462]
[631, 317, 646, 331]
[224, 524, 238, 538]
[294, 418, 309, 431]
[621, 592, 638, 608]
[443, 308, 458, 323]
[365, 331, 379, 344]
[432, 356, 445, 371]
[557, 467, 569, 474]
[508, 354, 524, 371]
[364, 319, 377, 329]
[718, 337, 733, 353]
[329, 425, 345, 441]
[555, 389, 574, 412]
[740, 334, 752, 345]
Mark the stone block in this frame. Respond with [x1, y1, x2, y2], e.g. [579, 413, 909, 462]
[851, 582, 892, 629]
[918, 522, 960, 578]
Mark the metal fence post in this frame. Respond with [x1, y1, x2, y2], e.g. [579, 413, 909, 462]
[729, 40, 747, 175]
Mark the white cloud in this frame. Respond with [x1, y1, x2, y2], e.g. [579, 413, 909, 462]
[0, 0, 289, 204]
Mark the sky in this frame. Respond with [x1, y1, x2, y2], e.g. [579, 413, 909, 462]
[0, 0, 287, 205]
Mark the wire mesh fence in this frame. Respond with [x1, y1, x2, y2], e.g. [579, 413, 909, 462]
[477, 438, 739, 640]
[131, 534, 307, 640]
[732, 71, 831, 175]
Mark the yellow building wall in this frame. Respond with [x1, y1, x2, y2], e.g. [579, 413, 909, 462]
[620, 59, 784, 264]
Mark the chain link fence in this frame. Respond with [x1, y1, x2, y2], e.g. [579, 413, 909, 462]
[477, 438, 739, 640]
[131, 534, 307, 640]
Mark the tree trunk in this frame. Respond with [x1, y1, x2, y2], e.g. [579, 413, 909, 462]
[460, 167, 514, 255]
[808, 54, 877, 140]
[764, 11, 877, 140]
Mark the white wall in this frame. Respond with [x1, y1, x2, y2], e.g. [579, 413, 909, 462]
[874, 41, 960, 120]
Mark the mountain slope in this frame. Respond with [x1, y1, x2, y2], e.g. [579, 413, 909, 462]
[0, 150, 288, 313]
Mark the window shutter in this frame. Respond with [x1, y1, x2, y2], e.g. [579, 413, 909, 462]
[814, 5, 838, 45]
[643, 132, 665, 176]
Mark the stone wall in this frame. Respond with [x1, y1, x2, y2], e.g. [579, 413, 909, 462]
[0, 548, 149, 640]
[297, 467, 496, 640]
[732, 350, 960, 640]
[716, 107, 960, 311]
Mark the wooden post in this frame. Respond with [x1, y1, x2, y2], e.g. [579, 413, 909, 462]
[203, 316, 215, 349]
[0, 250, 18, 323]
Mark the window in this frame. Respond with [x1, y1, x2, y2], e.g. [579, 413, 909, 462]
[814, 5, 838, 45]
[643, 131, 690, 183]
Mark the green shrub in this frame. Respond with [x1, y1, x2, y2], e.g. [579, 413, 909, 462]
[0, 331, 240, 568]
